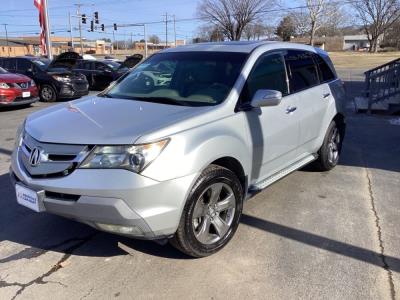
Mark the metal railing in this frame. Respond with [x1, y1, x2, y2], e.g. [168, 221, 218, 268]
[365, 58, 400, 112]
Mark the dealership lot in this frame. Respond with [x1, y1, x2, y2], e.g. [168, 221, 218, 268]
[0, 84, 399, 299]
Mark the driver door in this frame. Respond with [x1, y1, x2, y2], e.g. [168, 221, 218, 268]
[242, 51, 300, 183]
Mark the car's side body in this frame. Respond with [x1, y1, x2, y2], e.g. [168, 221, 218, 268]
[9, 42, 346, 252]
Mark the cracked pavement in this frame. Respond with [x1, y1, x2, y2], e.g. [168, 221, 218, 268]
[0, 86, 399, 299]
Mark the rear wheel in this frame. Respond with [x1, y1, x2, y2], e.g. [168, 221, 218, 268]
[171, 165, 243, 257]
[40, 85, 57, 102]
[313, 120, 343, 171]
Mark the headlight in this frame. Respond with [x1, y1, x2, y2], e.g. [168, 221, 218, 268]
[0, 82, 11, 89]
[30, 80, 36, 86]
[52, 75, 71, 83]
[79, 139, 169, 173]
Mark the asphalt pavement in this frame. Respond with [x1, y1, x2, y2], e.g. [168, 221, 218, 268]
[0, 87, 399, 299]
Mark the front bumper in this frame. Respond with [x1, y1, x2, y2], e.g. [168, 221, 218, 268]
[0, 96, 39, 107]
[57, 82, 89, 99]
[10, 147, 197, 239]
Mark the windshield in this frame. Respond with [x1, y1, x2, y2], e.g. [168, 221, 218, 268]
[103, 51, 248, 106]
[0, 67, 7, 74]
[32, 59, 51, 71]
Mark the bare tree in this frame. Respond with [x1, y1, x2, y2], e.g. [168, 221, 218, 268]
[148, 35, 160, 44]
[243, 21, 266, 40]
[197, 24, 225, 41]
[353, 0, 400, 52]
[290, 10, 311, 37]
[197, 0, 275, 41]
[306, 0, 325, 46]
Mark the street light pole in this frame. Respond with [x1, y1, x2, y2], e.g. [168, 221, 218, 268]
[75, 3, 84, 56]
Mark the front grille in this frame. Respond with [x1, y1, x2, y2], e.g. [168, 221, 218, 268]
[72, 82, 89, 92]
[19, 133, 91, 178]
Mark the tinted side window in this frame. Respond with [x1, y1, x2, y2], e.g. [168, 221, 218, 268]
[3, 58, 17, 71]
[76, 61, 92, 70]
[242, 53, 288, 103]
[17, 59, 32, 72]
[313, 54, 335, 82]
[285, 50, 319, 93]
[95, 62, 109, 71]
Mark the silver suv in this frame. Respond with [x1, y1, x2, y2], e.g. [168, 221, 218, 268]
[10, 42, 346, 257]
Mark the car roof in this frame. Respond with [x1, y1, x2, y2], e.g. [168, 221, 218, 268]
[161, 41, 326, 55]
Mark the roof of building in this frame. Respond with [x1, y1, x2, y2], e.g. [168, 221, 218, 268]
[162, 40, 322, 54]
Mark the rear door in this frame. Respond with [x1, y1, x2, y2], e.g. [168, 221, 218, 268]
[74, 60, 94, 86]
[284, 50, 326, 154]
[93, 62, 114, 89]
[242, 51, 301, 182]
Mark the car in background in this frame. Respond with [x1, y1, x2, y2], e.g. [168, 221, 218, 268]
[0, 52, 89, 102]
[0, 67, 39, 107]
[74, 54, 143, 90]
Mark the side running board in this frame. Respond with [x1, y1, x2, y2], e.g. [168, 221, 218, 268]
[249, 154, 317, 194]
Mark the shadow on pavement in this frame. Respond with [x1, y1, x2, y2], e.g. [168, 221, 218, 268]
[241, 214, 400, 273]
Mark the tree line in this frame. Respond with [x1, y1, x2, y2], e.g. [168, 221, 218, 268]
[194, 0, 400, 52]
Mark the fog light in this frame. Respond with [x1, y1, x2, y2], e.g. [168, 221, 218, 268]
[96, 223, 144, 236]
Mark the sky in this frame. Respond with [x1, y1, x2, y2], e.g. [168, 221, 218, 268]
[0, 0, 202, 42]
[0, 0, 306, 43]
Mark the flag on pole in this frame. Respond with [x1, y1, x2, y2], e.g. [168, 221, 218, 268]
[34, 0, 47, 55]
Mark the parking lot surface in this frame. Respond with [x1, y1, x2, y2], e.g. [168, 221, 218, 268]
[0, 88, 399, 299]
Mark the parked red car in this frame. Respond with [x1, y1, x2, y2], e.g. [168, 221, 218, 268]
[0, 67, 39, 107]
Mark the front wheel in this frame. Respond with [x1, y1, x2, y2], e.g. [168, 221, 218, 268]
[40, 85, 57, 102]
[313, 120, 343, 171]
[171, 165, 243, 257]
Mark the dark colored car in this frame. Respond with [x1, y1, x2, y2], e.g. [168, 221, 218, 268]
[0, 67, 39, 107]
[74, 54, 143, 90]
[0, 52, 89, 102]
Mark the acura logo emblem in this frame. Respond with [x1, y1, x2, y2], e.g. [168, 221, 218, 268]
[29, 147, 41, 167]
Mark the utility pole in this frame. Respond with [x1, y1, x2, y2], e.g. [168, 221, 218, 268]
[68, 11, 74, 49]
[173, 15, 177, 47]
[43, 0, 53, 59]
[164, 12, 168, 48]
[3, 24, 10, 57]
[144, 24, 148, 58]
[112, 29, 115, 54]
[75, 3, 84, 56]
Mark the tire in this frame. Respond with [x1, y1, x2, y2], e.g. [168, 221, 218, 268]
[171, 165, 243, 257]
[313, 120, 343, 171]
[39, 85, 57, 102]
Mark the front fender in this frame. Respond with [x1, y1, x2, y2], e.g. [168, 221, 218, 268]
[142, 115, 250, 182]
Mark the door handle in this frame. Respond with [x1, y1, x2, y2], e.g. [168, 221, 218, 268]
[323, 93, 331, 98]
[286, 106, 297, 114]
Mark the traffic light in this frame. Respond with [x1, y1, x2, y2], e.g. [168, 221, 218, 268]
[113, 23, 117, 31]
[94, 11, 99, 24]
[101, 24, 105, 31]
[82, 14, 87, 24]
[90, 20, 94, 32]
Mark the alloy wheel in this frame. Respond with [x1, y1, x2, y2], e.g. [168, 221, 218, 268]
[192, 182, 236, 245]
[327, 127, 340, 164]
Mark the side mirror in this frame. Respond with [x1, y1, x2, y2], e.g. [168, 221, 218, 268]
[250, 89, 282, 108]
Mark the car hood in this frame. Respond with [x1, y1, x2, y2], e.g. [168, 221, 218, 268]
[25, 96, 212, 145]
[48, 51, 82, 69]
[0, 73, 31, 83]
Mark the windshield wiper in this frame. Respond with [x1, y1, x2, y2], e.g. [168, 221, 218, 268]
[98, 93, 114, 98]
[129, 96, 189, 106]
